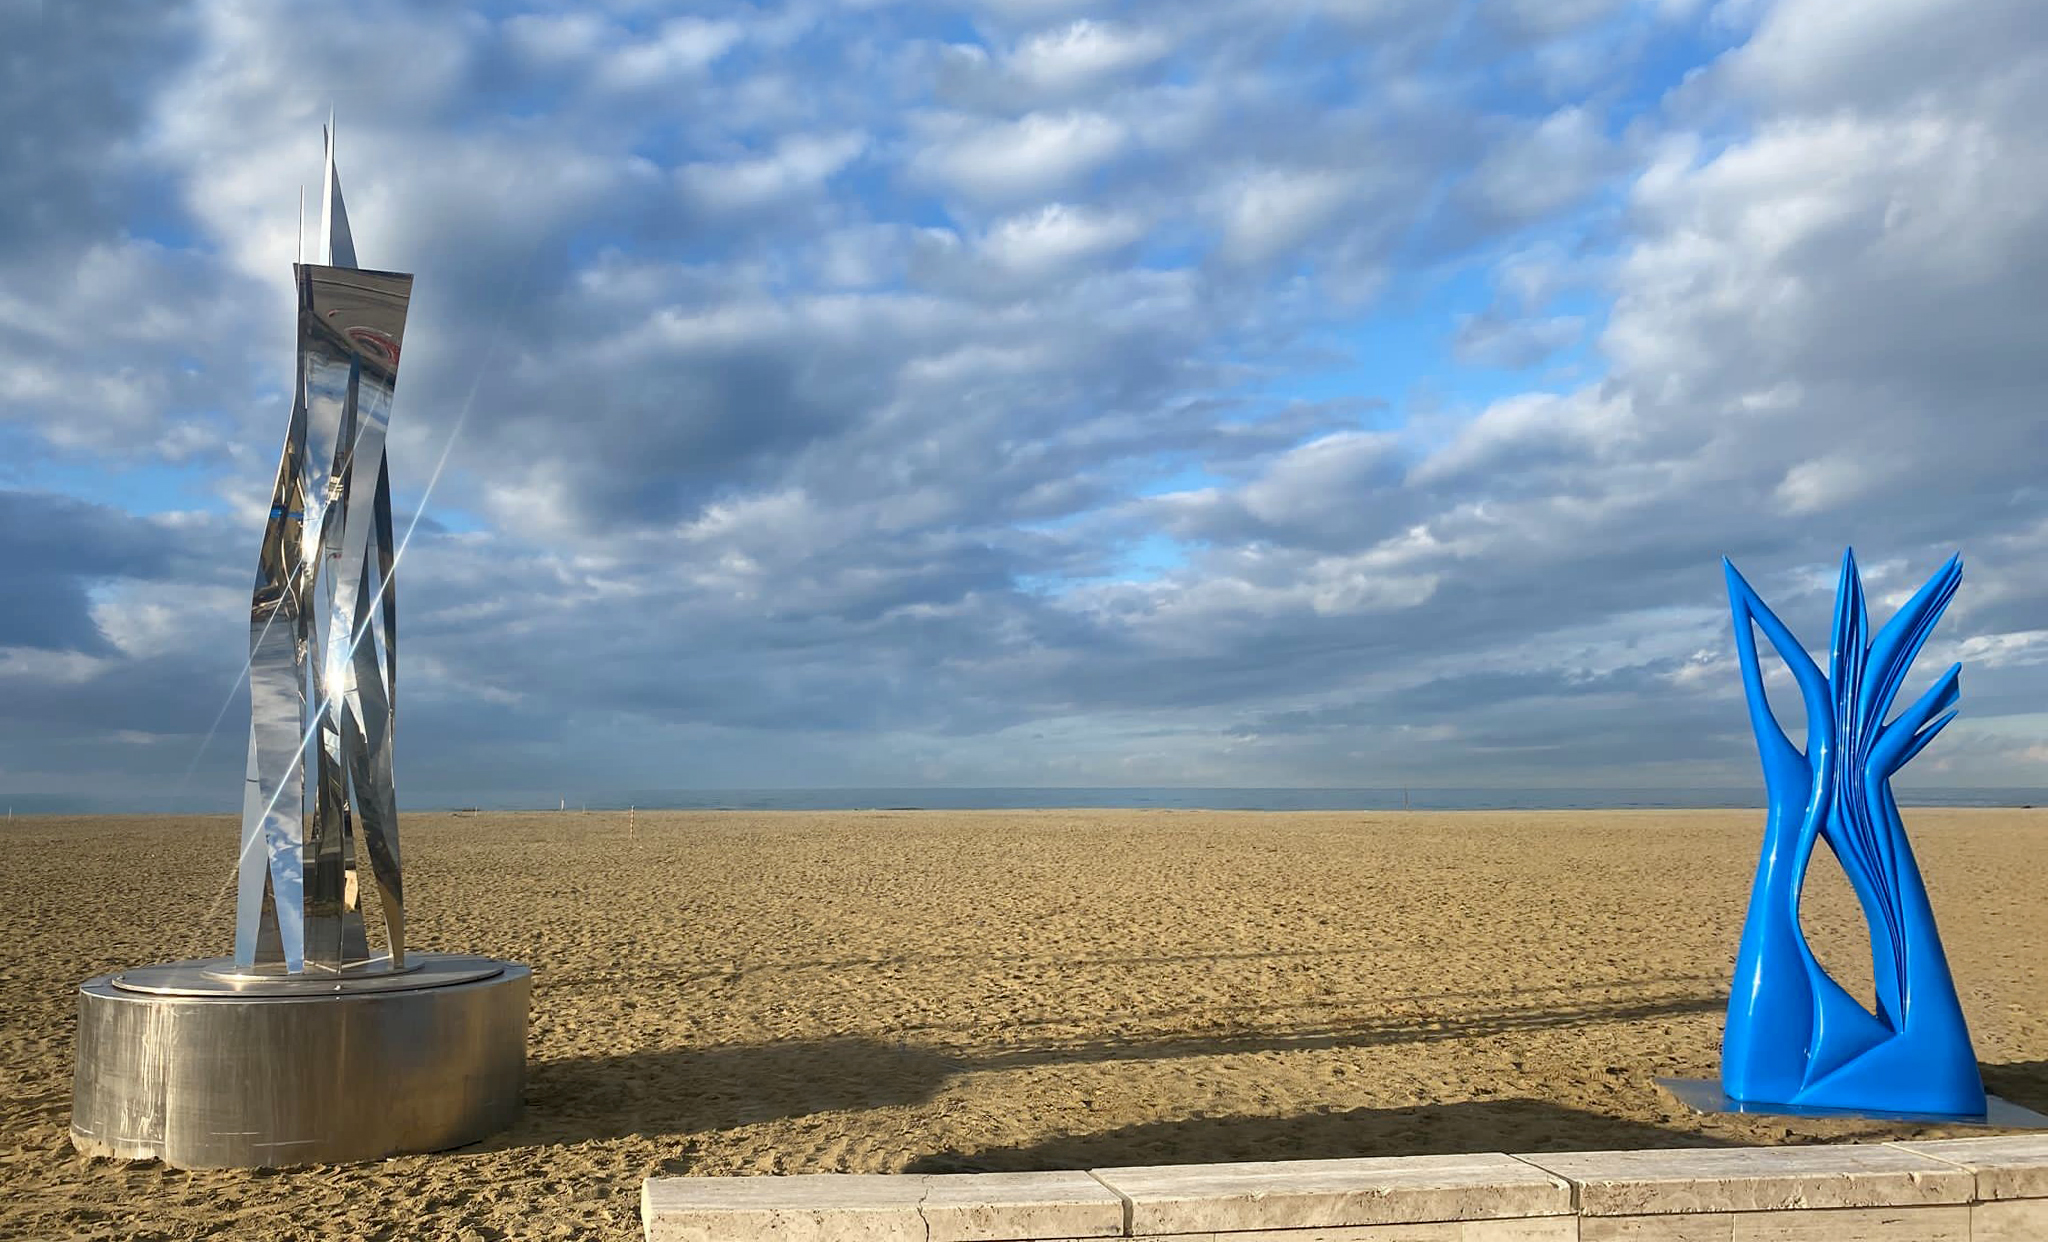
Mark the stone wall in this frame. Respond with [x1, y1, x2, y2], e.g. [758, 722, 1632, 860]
[642, 1136, 2048, 1241]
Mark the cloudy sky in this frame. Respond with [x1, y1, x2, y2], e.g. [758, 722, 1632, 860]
[2, 0, 2044, 811]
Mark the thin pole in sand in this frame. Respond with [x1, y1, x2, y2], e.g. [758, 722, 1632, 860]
[628, 804, 636, 842]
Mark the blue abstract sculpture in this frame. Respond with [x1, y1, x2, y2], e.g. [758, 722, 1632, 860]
[1720, 549, 1985, 1118]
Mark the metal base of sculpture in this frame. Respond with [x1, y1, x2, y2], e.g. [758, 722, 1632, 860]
[71, 955, 529, 1168]
[1718, 549, 1987, 1119]
[71, 122, 527, 1168]
[1657, 1077, 2048, 1129]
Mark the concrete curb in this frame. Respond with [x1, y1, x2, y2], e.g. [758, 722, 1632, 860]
[642, 1137, 2048, 1241]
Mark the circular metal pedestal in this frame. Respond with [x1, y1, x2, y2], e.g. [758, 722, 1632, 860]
[71, 953, 530, 1169]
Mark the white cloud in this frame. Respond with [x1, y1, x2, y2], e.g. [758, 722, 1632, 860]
[1452, 311, 1586, 368]
[1240, 432, 1404, 529]
[1213, 167, 1358, 265]
[1410, 389, 1636, 486]
[914, 110, 1128, 201]
[1773, 456, 1885, 516]
[595, 18, 744, 89]
[89, 581, 241, 661]
[1460, 105, 1616, 226]
[978, 203, 1145, 276]
[1484, 0, 1629, 39]
[501, 12, 609, 66]
[1956, 630, 2048, 669]
[678, 132, 868, 212]
[1005, 20, 1170, 94]
[0, 647, 112, 685]
[1725, 0, 2046, 111]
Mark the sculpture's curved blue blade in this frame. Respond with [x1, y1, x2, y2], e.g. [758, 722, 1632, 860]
[1722, 558, 1831, 780]
[1720, 557, 1838, 1103]
[1718, 550, 1984, 1119]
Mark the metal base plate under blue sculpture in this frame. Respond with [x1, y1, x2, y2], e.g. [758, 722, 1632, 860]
[1657, 1078, 2048, 1129]
[71, 953, 529, 1169]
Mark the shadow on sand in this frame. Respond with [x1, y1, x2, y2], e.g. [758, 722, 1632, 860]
[504, 989, 1726, 1152]
[967, 993, 1724, 1071]
[483, 1036, 966, 1150]
[906, 1098, 1731, 1172]
[1983, 1059, 2048, 1114]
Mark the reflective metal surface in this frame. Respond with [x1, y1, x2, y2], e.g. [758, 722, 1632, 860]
[239, 121, 410, 974]
[71, 121, 530, 1172]
[111, 953, 505, 998]
[71, 955, 529, 1169]
[198, 953, 425, 987]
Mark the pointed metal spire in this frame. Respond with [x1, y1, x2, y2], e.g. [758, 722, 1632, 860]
[237, 116, 409, 974]
[319, 110, 358, 270]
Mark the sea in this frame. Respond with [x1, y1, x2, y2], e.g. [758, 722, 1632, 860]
[428, 786, 2048, 813]
[10, 787, 2045, 816]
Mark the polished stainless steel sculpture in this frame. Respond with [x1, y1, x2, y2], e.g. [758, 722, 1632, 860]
[72, 123, 529, 1168]
[238, 121, 408, 976]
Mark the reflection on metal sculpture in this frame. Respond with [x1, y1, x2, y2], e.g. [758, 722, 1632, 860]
[1720, 549, 1985, 1117]
[237, 122, 410, 974]
[71, 118, 530, 1173]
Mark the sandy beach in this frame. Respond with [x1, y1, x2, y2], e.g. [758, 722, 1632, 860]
[3, 808, 2044, 1240]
